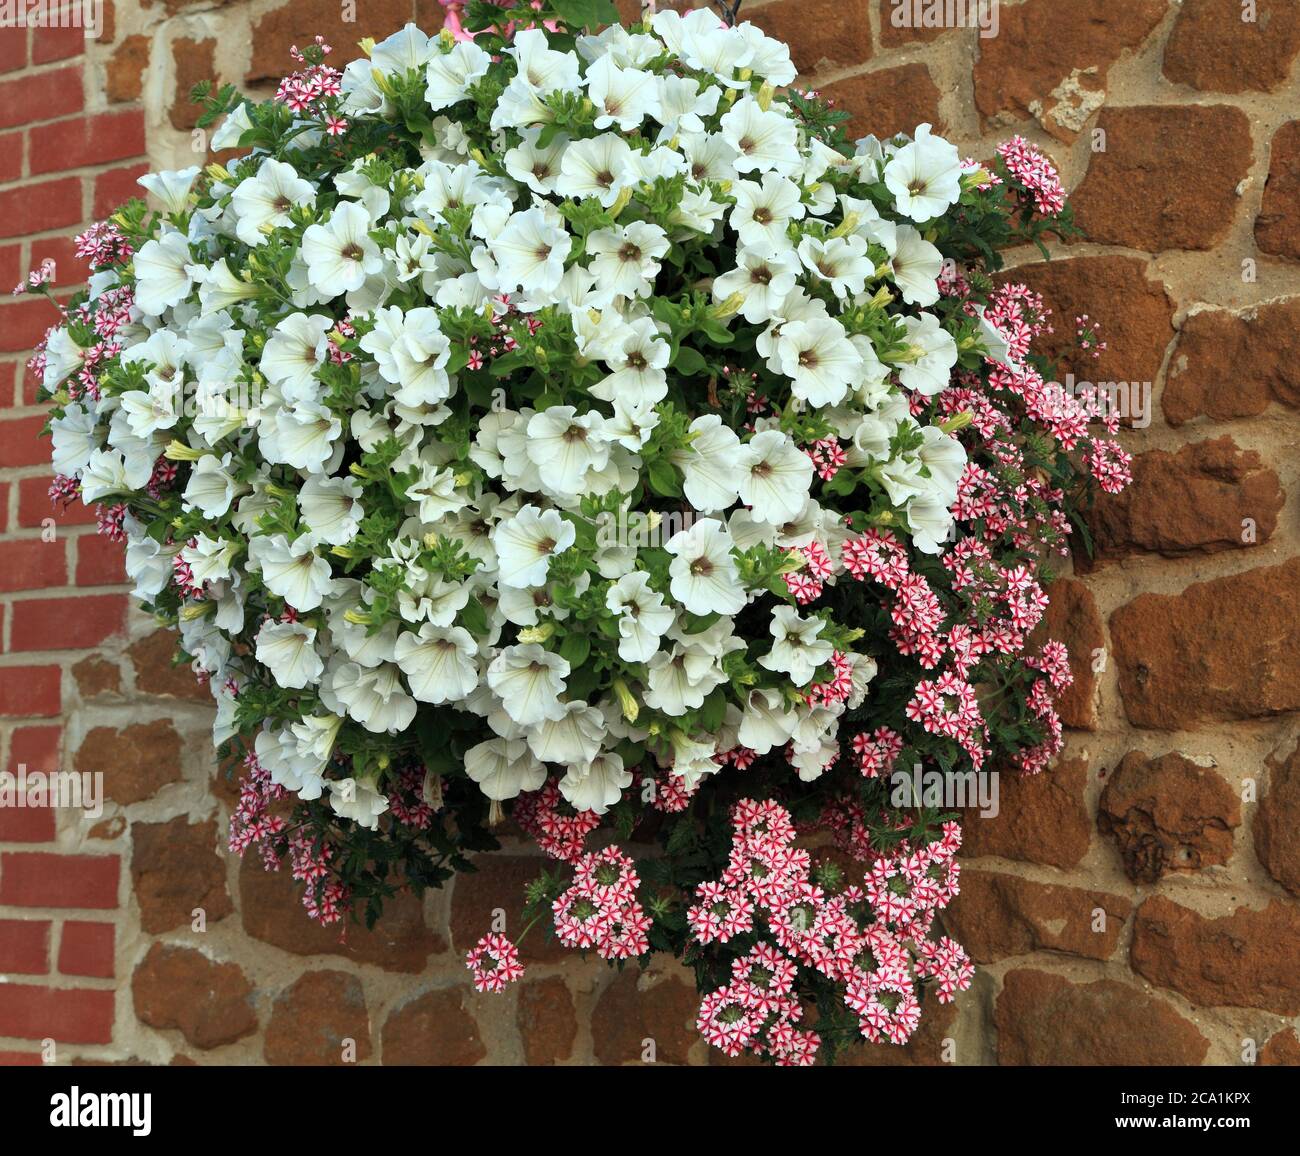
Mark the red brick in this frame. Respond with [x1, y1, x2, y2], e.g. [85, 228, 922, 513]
[0, 664, 62, 716]
[0, 853, 120, 909]
[9, 593, 126, 650]
[0, 177, 82, 239]
[74, 533, 125, 586]
[28, 109, 144, 176]
[0, 918, 50, 974]
[58, 920, 114, 977]
[0, 295, 63, 352]
[93, 162, 147, 218]
[0, 539, 66, 591]
[0, 130, 21, 183]
[0, 985, 113, 1043]
[31, 24, 85, 66]
[0, 1050, 42, 1065]
[11, 724, 61, 771]
[0, 67, 83, 130]
[0, 804, 55, 842]
[17, 475, 96, 527]
[0, 415, 52, 466]
[0, 243, 19, 294]
[0, 26, 26, 75]
[29, 235, 89, 289]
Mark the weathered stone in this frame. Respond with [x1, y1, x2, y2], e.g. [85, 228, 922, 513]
[106, 34, 149, 104]
[128, 629, 209, 702]
[240, 854, 443, 972]
[1131, 895, 1300, 1015]
[1256, 121, 1300, 261]
[1255, 743, 1300, 896]
[751, 0, 873, 76]
[1260, 1028, 1300, 1065]
[1164, 298, 1300, 425]
[877, 0, 953, 46]
[1032, 579, 1103, 728]
[170, 38, 218, 132]
[264, 970, 372, 1065]
[517, 976, 577, 1065]
[76, 719, 182, 806]
[945, 870, 1130, 963]
[999, 255, 1175, 396]
[973, 0, 1167, 140]
[131, 816, 232, 935]
[248, 0, 436, 84]
[1164, 0, 1300, 93]
[132, 943, 257, 1050]
[1083, 437, 1282, 562]
[819, 64, 944, 142]
[450, 855, 566, 962]
[1072, 106, 1253, 251]
[592, 965, 698, 1065]
[381, 988, 485, 1065]
[72, 655, 120, 697]
[995, 969, 1210, 1065]
[1099, 752, 1240, 882]
[1110, 558, 1300, 730]
[961, 757, 1091, 869]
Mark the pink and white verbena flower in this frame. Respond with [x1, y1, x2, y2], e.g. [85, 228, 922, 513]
[32, 3, 1126, 1065]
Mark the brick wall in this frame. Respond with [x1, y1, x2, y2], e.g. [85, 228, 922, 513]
[0, 0, 1298, 1066]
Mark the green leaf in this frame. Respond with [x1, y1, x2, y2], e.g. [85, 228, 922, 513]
[646, 457, 682, 498]
[560, 631, 591, 667]
[551, 0, 619, 29]
[671, 345, 708, 376]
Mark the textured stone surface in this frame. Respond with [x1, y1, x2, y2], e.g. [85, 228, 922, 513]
[995, 969, 1210, 1065]
[1164, 298, 1300, 425]
[1260, 1028, 1300, 1066]
[264, 970, 372, 1065]
[974, 0, 1167, 140]
[1001, 255, 1175, 392]
[820, 64, 943, 141]
[751, 0, 873, 75]
[517, 977, 578, 1065]
[1131, 896, 1300, 1015]
[961, 757, 1091, 869]
[131, 816, 232, 935]
[106, 34, 149, 104]
[76, 719, 182, 805]
[1072, 105, 1253, 251]
[1033, 579, 1103, 728]
[592, 966, 698, 1065]
[1256, 121, 1300, 261]
[1098, 752, 1241, 881]
[381, 988, 485, 1065]
[132, 943, 257, 1050]
[945, 870, 1131, 963]
[1164, 0, 1300, 93]
[240, 855, 442, 972]
[1110, 558, 1300, 730]
[1255, 743, 1300, 896]
[127, 629, 210, 701]
[450, 855, 566, 962]
[1084, 437, 1282, 562]
[169, 38, 218, 131]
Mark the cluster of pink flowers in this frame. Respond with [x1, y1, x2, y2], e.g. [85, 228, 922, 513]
[553, 846, 652, 960]
[996, 135, 1067, 215]
[513, 777, 603, 861]
[689, 800, 972, 1062]
[276, 36, 343, 117]
[465, 933, 526, 992]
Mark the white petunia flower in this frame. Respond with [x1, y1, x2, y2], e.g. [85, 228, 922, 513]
[526, 699, 604, 766]
[589, 316, 670, 407]
[526, 406, 609, 498]
[777, 316, 864, 407]
[730, 173, 804, 250]
[673, 414, 745, 514]
[492, 206, 571, 297]
[133, 231, 194, 315]
[493, 505, 576, 589]
[298, 473, 364, 545]
[719, 96, 799, 175]
[884, 122, 963, 222]
[606, 571, 675, 662]
[331, 661, 418, 734]
[260, 312, 332, 401]
[797, 234, 872, 299]
[486, 643, 570, 727]
[465, 737, 545, 801]
[889, 225, 944, 307]
[255, 619, 324, 689]
[585, 220, 669, 305]
[737, 429, 814, 525]
[665, 518, 746, 616]
[898, 312, 959, 397]
[559, 751, 632, 815]
[394, 623, 479, 704]
[759, 605, 834, 687]
[328, 775, 390, 830]
[713, 247, 799, 324]
[301, 202, 382, 296]
[555, 134, 641, 207]
[424, 39, 493, 108]
[138, 166, 201, 215]
[247, 531, 337, 610]
[586, 55, 659, 131]
[231, 159, 316, 247]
